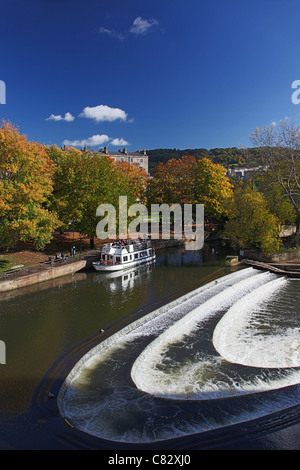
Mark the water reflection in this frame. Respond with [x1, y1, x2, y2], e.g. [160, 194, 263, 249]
[93, 261, 155, 294]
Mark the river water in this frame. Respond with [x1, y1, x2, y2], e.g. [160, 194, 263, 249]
[1, 244, 300, 449]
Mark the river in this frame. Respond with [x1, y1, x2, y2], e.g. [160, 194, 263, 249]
[1, 243, 300, 450]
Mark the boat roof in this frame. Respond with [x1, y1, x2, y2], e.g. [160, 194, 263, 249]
[101, 239, 151, 253]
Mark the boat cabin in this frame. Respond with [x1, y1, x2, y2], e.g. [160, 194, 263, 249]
[100, 240, 154, 266]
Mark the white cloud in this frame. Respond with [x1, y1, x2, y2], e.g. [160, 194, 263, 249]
[46, 114, 63, 121]
[110, 138, 129, 146]
[46, 112, 75, 122]
[79, 105, 128, 122]
[62, 134, 110, 148]
[64, 112, 75, 122]
[99, 27, 124, 41]
[130, 17, 158, 35]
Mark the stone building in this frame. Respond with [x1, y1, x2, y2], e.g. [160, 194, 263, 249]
[226, 166, 267, 181]
[101, 147, 149, 174]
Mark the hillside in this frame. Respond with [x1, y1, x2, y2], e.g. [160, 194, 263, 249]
[147, 147, 264, 173]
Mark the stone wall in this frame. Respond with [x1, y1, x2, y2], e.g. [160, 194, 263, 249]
[0, 258, 95, 293]
[241, 249, 300, 263]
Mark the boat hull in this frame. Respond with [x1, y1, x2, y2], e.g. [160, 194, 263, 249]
[93, 254, 156, 272]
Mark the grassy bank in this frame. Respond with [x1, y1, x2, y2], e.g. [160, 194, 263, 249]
[0, 251, 50, 274]
[0, 231, 97, 275]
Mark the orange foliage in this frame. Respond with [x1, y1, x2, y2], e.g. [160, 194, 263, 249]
[0, 120, 59, 249]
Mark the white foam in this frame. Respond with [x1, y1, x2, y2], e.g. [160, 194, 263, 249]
[61, 268, 258, 382]
[59, 269, 300, 442]
[212, 276, 300, 368]
[130, 271, 284, 398]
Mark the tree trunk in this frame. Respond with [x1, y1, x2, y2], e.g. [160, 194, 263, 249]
[297, 214, 300, 233]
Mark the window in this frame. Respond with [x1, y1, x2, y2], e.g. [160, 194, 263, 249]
[134, 253, 138, 259]
[123, 256, 128, 262]
[140, 158, 144, 163]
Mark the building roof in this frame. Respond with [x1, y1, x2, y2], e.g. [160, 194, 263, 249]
[100, 147, 148, 158]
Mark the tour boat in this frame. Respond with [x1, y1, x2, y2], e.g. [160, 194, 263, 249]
[92, 239, 156, 272]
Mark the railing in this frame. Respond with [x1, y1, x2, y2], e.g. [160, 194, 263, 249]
[131, 240, 151, 252]
[109, 239, 151, 252]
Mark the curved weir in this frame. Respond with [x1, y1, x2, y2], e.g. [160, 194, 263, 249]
[58, 268, 300, 443]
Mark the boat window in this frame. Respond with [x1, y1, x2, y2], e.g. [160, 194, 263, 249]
[134, 253, 138, 259]
[123, 256, 128, 262]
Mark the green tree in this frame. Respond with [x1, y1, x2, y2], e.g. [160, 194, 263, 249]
[224, 184, 281, 254]
[48, 146, 148, 242]
[194, 157, 233, 219]
[253, 171, 296, 226]
[250, 121, 300, 232]
[47, 145, 87, 231]
[0, 121, 59, 250]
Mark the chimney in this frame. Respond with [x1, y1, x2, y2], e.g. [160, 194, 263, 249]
[143, 149, 147, 156]
[104, 146, 108, 154]
[123, 147, 127, 154]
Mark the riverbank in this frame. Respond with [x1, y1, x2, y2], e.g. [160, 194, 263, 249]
[239, 247, 300, 278]
[0, 237, 187, 293]
[2, 231, 300, 293]
[0, 252, 97, 293]
[242, 259, 300, 278]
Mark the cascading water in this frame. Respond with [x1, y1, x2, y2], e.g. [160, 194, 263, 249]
[59, 267, 300, 443]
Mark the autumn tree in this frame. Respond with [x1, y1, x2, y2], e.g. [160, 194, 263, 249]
[224, 184, 281, 254]
[147, 156, 233, 219]
[194, 157, 233, 219]
[113, 160, 149, 203]
[0, 121, 59, 250]
[250, 121, 300, 232]
[147, 156, 197, 205]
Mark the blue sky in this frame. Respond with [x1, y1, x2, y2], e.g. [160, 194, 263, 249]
[1, 0, 300, 152]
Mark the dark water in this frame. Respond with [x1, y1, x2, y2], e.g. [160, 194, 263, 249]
[0, 244, 224, 449]
[1, 244, 300, 450]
